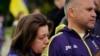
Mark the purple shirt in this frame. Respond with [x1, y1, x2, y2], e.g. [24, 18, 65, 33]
[45, 27, 100, 56]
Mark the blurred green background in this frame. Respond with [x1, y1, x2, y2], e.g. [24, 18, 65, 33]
[0, 0, 55, 36]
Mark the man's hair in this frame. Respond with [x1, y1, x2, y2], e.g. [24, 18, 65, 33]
[64, 0, 78, 16]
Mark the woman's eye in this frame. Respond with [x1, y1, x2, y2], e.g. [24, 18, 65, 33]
[39, 37, 44, 40]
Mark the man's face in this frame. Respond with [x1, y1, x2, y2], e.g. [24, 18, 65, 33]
[73, 0, 96, 29]
[94, 0, 100, 11]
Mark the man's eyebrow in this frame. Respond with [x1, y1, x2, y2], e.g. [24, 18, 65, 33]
[94, 1, 97, 7]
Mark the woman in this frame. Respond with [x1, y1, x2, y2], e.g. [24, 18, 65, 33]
[8, 14, 53, 56]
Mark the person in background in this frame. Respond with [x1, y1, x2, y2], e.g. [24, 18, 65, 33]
[12, 12, 25, 38]
[8, 14, 53, 56]
[42, 0, 100, 56]
[13, 12, 25, 27]
[90, 0, 100, 36]
[0, 14, 5, 55]
[32, 7, 41, 14]
[47, 0, 65, 37]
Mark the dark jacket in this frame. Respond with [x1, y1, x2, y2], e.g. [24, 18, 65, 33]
[47, 7, 65, 37]
[42, 27, 100, 56]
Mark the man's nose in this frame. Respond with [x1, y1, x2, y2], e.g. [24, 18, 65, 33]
[91, 10, 97, 18]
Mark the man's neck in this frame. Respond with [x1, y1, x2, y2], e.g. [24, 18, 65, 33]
[68, 23, 85, 33]
[68, 24, 86, 38]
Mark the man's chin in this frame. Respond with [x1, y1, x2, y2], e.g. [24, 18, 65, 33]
[88, 26, 94, 29]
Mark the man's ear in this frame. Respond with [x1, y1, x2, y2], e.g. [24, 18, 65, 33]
[68, 7, 75, 17]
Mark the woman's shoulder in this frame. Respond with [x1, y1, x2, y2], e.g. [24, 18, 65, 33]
[8, 47, 18, 56]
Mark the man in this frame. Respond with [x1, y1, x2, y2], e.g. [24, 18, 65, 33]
[42, 0, 100, 56]
[47, 0, 65, 37]
[90, 0, 100, 36]
[60, 0, 100, 37]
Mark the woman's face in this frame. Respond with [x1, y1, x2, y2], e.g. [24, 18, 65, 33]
[31, 25, 49, 53]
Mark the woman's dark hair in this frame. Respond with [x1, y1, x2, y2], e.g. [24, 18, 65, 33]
[10, 14, 53, 56]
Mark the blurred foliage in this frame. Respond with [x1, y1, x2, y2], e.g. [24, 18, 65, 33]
[0, 0, 10, 14]
[0, 0, 55, 27]
[41, 2, 53, 15]
[28, 0, 54, 15]
[0, 0, 54, 15]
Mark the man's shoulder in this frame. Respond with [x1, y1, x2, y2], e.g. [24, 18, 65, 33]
[51, 32, 66, 39]
[49, 32, 69, 44]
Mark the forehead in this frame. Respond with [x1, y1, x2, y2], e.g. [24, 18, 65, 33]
[94, 0, 100, 2]
[77, 0, 95, 8]
[37, 25, 48, 34]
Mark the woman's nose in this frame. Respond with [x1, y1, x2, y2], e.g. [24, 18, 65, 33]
[44, 37, 49, 45]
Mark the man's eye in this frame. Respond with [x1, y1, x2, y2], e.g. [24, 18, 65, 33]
[87, 8, 92, 11]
